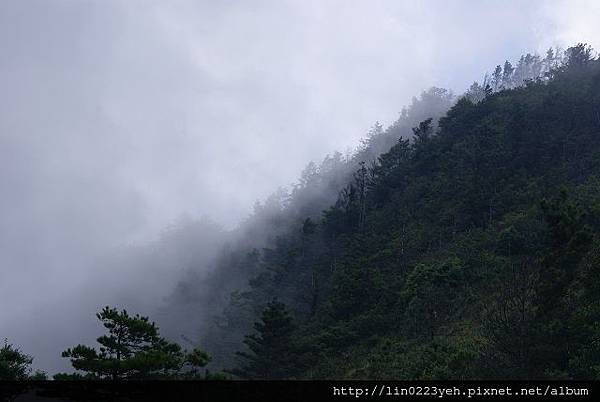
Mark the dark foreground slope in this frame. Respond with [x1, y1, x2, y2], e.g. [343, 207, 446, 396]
[204, 46, 600, 380]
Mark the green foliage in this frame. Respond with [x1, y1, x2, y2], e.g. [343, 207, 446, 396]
[228, 299, 301, 379]
[358, 336, 481, 380]
[202, 44, 600, 380]
[56, 306, 210, 380]
[0, 340, 33, 380]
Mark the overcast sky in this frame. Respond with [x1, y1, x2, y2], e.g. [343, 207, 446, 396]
[1, 0, 599, 374]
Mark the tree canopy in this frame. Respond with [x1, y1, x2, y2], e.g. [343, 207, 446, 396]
[228, 299, 300, 379]
[201, 44, 600, 379]
[56, 306, 210, 380]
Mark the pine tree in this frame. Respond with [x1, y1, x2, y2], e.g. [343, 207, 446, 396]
[56, 306, 210, 380]
[492, 65, 502, 91]
[0, 340, 33, 380]
[502, 60, 514, 88]
[356, 161, 368, 229]
[229, 299, 299, 379]
[565, 43, 594, 69]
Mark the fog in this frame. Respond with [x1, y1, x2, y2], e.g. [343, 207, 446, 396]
[1, 0, 598, 374]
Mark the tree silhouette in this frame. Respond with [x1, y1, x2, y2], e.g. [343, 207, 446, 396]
[56, 306, 210, 380]
[229, 299, 299, 379]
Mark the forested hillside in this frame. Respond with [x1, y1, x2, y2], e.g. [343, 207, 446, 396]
[4, 44, 598, 382]
[184, 44, 600, 379]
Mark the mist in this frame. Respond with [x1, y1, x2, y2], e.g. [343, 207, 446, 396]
[1, 0, 599, 374]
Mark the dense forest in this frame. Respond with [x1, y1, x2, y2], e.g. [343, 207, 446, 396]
[3, 44, 600, 381]
[197, 43, 600, 380]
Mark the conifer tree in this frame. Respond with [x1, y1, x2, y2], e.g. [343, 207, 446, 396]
[56, 306, 210, 380]
[502, 60, 514, 87]
[0, 340, 33, 380]
[229, 299, 298, 379]
[492, 65, 502, 90]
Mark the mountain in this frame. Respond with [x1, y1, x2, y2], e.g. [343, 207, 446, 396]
[171, 44, 600, 379]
